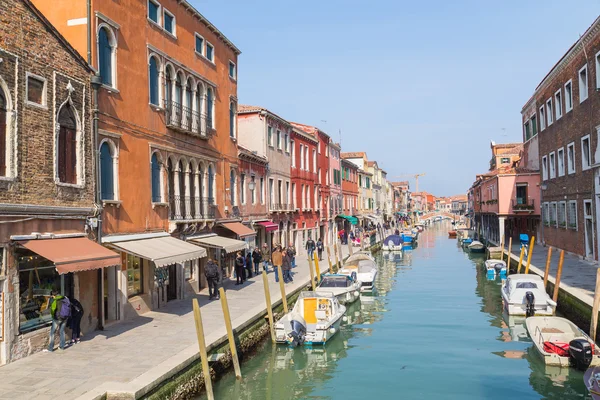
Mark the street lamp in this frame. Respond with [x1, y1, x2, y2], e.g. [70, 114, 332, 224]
[248, 176, 256, 191]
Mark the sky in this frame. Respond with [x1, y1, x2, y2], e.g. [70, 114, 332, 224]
[192, 0, 600, 196]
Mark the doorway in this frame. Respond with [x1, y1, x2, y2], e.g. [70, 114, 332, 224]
[584, 199, 594, 259]
[103, 266, 118, 322]
[167, 264, 178, 301]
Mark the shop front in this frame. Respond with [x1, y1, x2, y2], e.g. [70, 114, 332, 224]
[218, 222, 257, 251]
[188, 234, 248, 280]
[254, 221, 278, 250]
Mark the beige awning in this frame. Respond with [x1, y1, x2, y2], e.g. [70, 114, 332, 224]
[109, 236, 207, 268]
[190, 235, 248, 254]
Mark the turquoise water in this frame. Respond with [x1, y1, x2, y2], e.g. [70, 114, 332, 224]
[199, 223, 590, 399]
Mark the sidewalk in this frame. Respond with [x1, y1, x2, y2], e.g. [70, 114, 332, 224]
[507, 242, 600, 304]
[0, 245, 350, 400]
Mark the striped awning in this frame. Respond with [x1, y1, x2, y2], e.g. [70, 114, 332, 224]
[109, 236, 207, 268]
[189, 235, 248, 254]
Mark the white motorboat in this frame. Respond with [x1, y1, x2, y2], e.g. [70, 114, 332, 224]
[382, 234, 403, 252]
[526, 316, 600, 369]
[468, 240, 485, 253]
[316, 273, 361, 305]
[485, 259, 507, 276]
[340, 251, 378, 292]
[274, 291, 346, 346]
[501, 274, 556, 316]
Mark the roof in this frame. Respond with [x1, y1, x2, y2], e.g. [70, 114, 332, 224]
[341, 152, 366, 159]
[237, 105, 290, 126]
[341, 159, 359, 169]
[491, 142, 523, 156]
[366, 161, 377, 167]
[289, 122, 330, 139]
[238, 145, 268, 164]
[22, 0, 93, 72]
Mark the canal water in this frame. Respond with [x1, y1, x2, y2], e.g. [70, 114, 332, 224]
[199, 222, 590, 399]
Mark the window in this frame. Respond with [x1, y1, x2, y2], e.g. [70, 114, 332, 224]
[291, 140, 295, 167]
[206, 87, 214, 129]
[313, 149, 316, 173]
[318, 141, 321, 154]
[299, 145, 304, 169]
[301, 185, 305, 208]
[305, 147, 309, 171]
[163, 9, 175, 35]
[277, 130, 281, 150]
[208, 164, 215, 202]
[516, 184, 527, 205]
[579, 65, 588, 103]
[568, 200, 578, 230]
[549, 152, 556, 179]
[555, 89, 562, 120]
[269, 178, 274, 206]
[260, 177, 265, 204]
[318, 168, 322, 184]
[565, 80, 573, 112]
[539, 105, 546, 131]
[501, 157, 510, 164]
[126, 254, 143, 297]
[596, 51, 600, 89]
[292, 183, 297, 208]
[524, 121, 531, 141]
[230, 169, 236, 205]
[195, 34, 204, 55]
[250, 176, 256, 204]
[567, 142, 576, 174]
[541, 155, 548, 181]
[57, 103, 78, 184]
[229, 102, 236, 138]
[206, 42, 214, 62]
[531, 115, 537, 136]
[229, 61, 236, 80]
[100, 142, 115, 200]
[558, 201, 567, 228]
[268, 126, 273, 147]
[546, 98, 553, 126]
[149, 56, 159, 106]
[26, 74, 46, 106]
[582, 135, 591, 170]
[148, 0, 160, 24]
[240, 173, 245, 204]
[550, 202, 558, 226]
[0, 90, 6, 176]
[543, 202, 549, 225]
[285, 134, 289, 153]
[98, 26, 115, 87]
[557, 147, 565, 177]
[286, 181, 290, 206]
[151, 152, 162, 202]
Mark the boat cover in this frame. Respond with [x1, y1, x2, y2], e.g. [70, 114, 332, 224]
[544, 341, 569, 357]
[383, 235, 403, 246]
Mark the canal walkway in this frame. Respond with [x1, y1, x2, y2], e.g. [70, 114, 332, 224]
[0, 245, 351, 400]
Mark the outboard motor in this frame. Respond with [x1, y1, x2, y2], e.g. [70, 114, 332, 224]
[525, 291, 535, 317]
[569, 339, 593, 370]
[288, 319, 306, 347]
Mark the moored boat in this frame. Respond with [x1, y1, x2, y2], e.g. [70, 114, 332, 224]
[448, 230, 457, 238]
[485, 259, 507, 277]
[468, 240, 485, 253]
[502, 274, 556, 316]
[526, 316, 600, 369]
[584, 366, 600, 399]
[316, 273, 361, 305]
[274, 291, 346, 346]
[382, 234, 403, 252]
[339, 251, 378, 292]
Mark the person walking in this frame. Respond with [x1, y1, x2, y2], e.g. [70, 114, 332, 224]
[252, 247, 262, 275]
[245, 251, 253, 279]
[305, 237, 316, 260]
[205, 258, 221, 300]
[271, 245, 283, 283]
[69, 296, 84, 344]
[316, 238, 324, 261]
[234, 252, 245, 285]
[261, 243, 271, 272]
[287, 242, 296, 268]
[44, 291, 70, 352]
[282, 248, 293, 283]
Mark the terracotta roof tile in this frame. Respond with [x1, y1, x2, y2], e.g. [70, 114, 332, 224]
[341, 152, 366, 159]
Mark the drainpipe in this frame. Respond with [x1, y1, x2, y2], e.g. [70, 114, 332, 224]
[87, 0, 92, 64]
[90, 74, 103, 329]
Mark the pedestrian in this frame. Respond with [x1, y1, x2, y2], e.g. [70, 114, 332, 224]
[261, 243, 271, 272]
[305, 237, 316, 260]
[316, 238, 324, 261]
[252, 247, 262, 275]
[245, 251, 253, 279]
[234, 251, 245, 285]
[69, 296, 84, 344]
[271, 245, 283, 283]
[287, 242, 296, 268]
[205, 258, 221, 300]
[44, 291, 70, 352]
[282, 248, 293, 283]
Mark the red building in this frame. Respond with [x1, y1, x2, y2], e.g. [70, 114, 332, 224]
[339, 159, 359, 234]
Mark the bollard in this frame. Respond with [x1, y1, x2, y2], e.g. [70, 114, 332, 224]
[314, 252, 321, 283]
[552, 250, 565, 303]
[326, 246, 333, 272]
[218, 288, 242, 380]
[277, 265, 288, 314]
[517, 247, 525, 274]
[348, 239, 354, 256]
[524, 236, 535, 274]
[590, 269, 600, 341]
[499, 235, 505, 261]
[307, 256, 316, 291]
[543, 247, 553, 289]
[192, 299, 214, 400]
[506, 237, 513, 275]
[262, 271, 275, 342]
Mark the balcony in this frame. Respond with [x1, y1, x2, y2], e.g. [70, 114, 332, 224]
[291, 168, 318, 181]
[269, 203, 293, 213]
[169, 195, 215, 221]
[164, 100, 209, 138]
[512, 198, 535, 212]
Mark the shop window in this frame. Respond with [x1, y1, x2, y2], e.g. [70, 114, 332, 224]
[184, 261, 193, 281]
[126, 254, 143, 297]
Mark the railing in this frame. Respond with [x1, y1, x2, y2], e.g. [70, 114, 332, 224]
[512, 198, 535, 211]
[270, 203, 293, 212]
[291, 168, 318, 181]
[169, 195, 215, 220]
[164, 100, 207, 137]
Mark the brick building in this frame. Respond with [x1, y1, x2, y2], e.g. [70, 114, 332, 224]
[521, 16, 600, 260]
[0, 0, 123, 364]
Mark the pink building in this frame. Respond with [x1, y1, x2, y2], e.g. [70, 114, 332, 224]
[328, 142, 342, 243]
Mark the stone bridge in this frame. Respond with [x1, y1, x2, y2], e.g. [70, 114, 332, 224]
[418, 211, 459, 222]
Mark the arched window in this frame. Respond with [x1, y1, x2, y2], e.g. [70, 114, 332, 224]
[184, 80, 192, 129]
[98, 27, 114, 87]
[100, 142, 114, 200]
[0, 90, 6, 176]
[164, 67, 172, 105]
[57, 103, 77, 184]
[230, 169, 236, 205]
[206, 87, 213, 129]
[229, 101, 235, 138]
[195, 85, 202, 134]
[175, 74, 182, 106]
[149, 56, 159, 106]
[151, 153, 161, 202]
[208, 164, 214, 202]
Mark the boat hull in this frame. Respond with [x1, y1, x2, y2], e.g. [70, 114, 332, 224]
[275, 312, 345, 346]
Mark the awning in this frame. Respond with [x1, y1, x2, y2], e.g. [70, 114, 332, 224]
[190, 235, 248, 254]
[255, 221, 278, 232]
[18, 237, 121, 275]
[336, 214, 358, 225]
[109, 236, 207, 268]
[221, 222, 256, 238]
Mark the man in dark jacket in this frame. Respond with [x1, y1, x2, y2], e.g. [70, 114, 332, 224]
[252, 247, 262, 275]
[205, 259, 221, 300]
[282, 250, 293, 283]
[245, 251, 253, 279]
[69, 297, 84, 344]
[305, 237, 316, 260]
[316, 238, 324, 261]
[235, 252, 245, 285]
[287, 242, 296, 268]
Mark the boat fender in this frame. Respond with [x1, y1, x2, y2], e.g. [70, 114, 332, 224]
[342, 316, 348, 322]
[329, 327, 336, 334]
[547, 298, 557, 307]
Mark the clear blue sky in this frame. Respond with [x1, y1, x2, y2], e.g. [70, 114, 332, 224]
[193, 0, 599, 196]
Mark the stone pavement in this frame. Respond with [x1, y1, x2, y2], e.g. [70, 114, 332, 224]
[0, 245, 350, 400]
[507, 242, 600, 305]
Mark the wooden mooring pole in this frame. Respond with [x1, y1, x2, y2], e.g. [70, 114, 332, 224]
[277, 265, 288, 313]
[517, 247, 525, 274]
[348, 239, 354, 256]
[308, 256, 316, 291]
[590, 269, 600, 342]
[314, 252, 321, 283]
[552, 250, 565, 303]
[261, 271, 275, 342]
[326, 246, 333, 273]
[499, 235, 505, 261]
[192, 299, 214, 400]
[506, 237, 513, 275]
[334, 243, 340, 271]
[524, 236, 535, 274]
[543, 247, 553, 289]
[218, 288, 242, 380]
